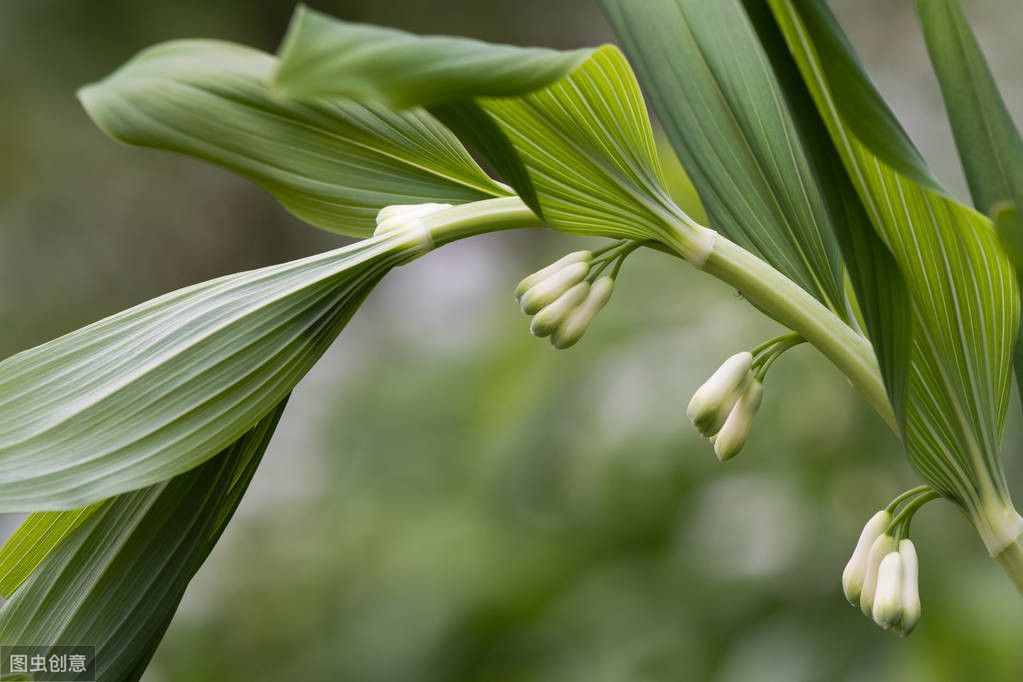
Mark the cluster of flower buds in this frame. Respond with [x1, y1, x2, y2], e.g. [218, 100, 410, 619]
[686, 334, 803, 461]
[687, 352, 764, 461]
[515, 246, 627, 349]
[842, 506, 924, 635]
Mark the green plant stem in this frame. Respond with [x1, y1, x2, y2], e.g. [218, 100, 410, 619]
[420, 198, 897, 434]
[694, 233, 898, 433]
[422, 196, 542, 246]
[995, 536, 1023, 593]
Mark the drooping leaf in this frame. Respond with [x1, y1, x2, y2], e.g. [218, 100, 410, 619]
[274, 6, 590, 108]
[0, 229, 404, 511]
[273, 8, 714, 262]
[771, 0, 1020, 532]
[0, 502, 102, 597]
[0, 399, 287, 682]
[600, 0, 911, 423]
[79, 39, 508, 237]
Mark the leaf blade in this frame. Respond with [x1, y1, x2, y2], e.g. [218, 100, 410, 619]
[0, 399, 286, 682]
[79, 39, 507, 237]
[0, 231, 400, 511]
[771, 0, 1020, 523]
[600, 0, 849, 313]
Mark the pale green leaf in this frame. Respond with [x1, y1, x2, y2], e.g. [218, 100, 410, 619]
[601, 0, 912, 420]
[0, 229, 407, 511]
[916, 0, 1023, 410]
[79, 39, 507, 237]
[273, 10, 708, 259]
[0, 399, 286, 682]
[771, 0, 1020, 518]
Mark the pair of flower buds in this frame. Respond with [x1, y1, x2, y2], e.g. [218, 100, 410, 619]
[686, 352, 764, 461]
[842, 510, 922, 635]
[515, 251, 615, 349]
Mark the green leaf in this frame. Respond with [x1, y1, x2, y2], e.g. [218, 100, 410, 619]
[771, 0, 1020, 529]
[0, 399, 286, 682]
[915, 0, 1023, 224]
[79, 39, 507, 237]
[273, 8, 713, 261]
[0, 502, 102, 597]
[0, 230, 406, 511]
[915, 0, 1023, 416]
[600, 0, 850, 316]
[274, 5, 590, 108]
[600, 0, 912, 423]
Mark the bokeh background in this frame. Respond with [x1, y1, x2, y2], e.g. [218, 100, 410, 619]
[2, 1, 1023, 680]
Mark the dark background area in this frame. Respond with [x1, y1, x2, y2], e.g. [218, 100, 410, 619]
[1, 2, 1022, 680]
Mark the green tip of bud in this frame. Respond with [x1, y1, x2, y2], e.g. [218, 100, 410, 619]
[712, 378, 763, 461]
[514, 251, 592, 300]
[872, 552, 904, 629]
[687, 352, 754, 437]
[550, 276, 614, 349]
[842, 509, 892, 605]
[520, 261, 590, 315]
[530, 282, 590, 338]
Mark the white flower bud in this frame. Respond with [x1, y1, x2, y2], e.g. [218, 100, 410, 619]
[896, 539, 921, 636]
[712, 378, 763, 461]
[530, 282, 590, 338]
[859, 533, 896, 616]
[514, 251, 592, 300]
[842, 509, 892, 605]
[872, 551, 904, 629]
[374, 203, 452, 235]
[687, 352, 754, 437]
[551, 276, 615, 349]
[520, 261, 590, 315]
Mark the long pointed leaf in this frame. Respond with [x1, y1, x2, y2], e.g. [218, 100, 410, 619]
[0, 230, 404, 511]
[80, 40, 508, 237]
[771, 0, 1020, 538]
[915, 0, 1023, 416]
[0, 399, 287, 682]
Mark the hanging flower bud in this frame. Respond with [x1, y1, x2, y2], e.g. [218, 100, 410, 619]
[551, 276, 615, 349]
[842, 509, 893, 605]
[514, 251, 592, 300]
[712, 378, 763, 461]
[530, 281, 590, 338]
[687, 353, 754, 437]
[896, 539, 921, 636]
[519, 261, 591, 315]
[374, 203, 452, 235]
[859, 533, 897, 616]
[872, 551, 904, 629]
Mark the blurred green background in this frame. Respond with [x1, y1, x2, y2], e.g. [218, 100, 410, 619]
[2, 1, 1023, 680]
